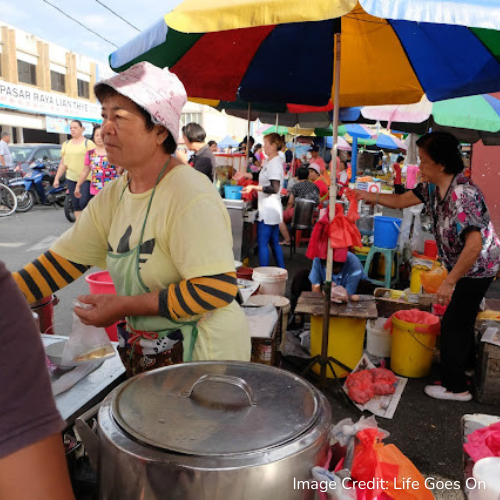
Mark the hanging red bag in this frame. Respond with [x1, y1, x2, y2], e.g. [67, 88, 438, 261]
[346, 189, 360, 223]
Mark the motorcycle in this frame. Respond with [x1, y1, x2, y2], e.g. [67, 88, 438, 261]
[9, 159, 67, 213]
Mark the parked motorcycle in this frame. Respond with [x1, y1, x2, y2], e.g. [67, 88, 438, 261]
[9, 159, 67, 213]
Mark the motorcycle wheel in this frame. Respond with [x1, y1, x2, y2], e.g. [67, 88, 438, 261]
[12, 186, 35, 212]
[64, 194, 75, 223]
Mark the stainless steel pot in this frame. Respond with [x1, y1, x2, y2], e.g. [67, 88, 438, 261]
[77, 361, 331, 500]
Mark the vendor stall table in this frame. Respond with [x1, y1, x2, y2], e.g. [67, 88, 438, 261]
[296, 292, 378, 377]
[42, 334, 126, 427]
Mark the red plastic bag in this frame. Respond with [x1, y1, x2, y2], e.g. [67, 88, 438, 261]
[352, 429, 434, 500]
[371, 368, 397, 396]
[346, 189, 360, 223]
[346, 370, 375, 404]
[329, 203, 363, 249]
[384, 310, 440, 335]
[464, 421, 500, 462]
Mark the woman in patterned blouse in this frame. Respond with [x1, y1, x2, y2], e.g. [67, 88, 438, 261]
[355, 132, 500, 402]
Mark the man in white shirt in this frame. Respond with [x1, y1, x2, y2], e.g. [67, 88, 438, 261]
[0, 132, 13, 168]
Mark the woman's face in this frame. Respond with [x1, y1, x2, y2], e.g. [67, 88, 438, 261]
[93, 128, 104, 147]
[418, 147, 443, 183]
[70, 122, 83, 139]
[101, 93, 167, 168]
[264, 139, 277, 157]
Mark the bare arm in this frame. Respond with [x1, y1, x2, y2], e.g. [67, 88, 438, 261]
[0, 434, 74, 500]
[53, 158, 67, 187]
[311, 284, 321, 293]
[0, 155, 5, 166]
[75, 165, 91, 197]
[287, 193, 295, 210]
[436, 230, 483, 304]
[354, 189, 421, 209]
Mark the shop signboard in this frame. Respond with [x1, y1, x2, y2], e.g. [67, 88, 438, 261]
[45, 116, 95, 135]
[0, 81, 101, 122]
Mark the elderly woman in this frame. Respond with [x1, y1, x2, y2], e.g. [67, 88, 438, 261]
[13, 62, 250, 377]
[355, 131, 500, 402]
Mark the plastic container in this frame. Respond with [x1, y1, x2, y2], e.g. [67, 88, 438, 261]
[410, 265, 428, 293]
[424, 240, 438, 259]
[471, 457, 500, 500]
[252, 267, 288, 296]
[367, 318, 391, 358]
[373, 216, 402, 249]
[310, 316, 366, 378]
[85, 271, 118, 341]
[224, 185, 243, 200]
[390, 310, 440, 378]
[236, 267, 254, 280]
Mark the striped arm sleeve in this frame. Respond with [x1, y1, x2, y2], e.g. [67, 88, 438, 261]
[159, 272, 238, 320]
[12, 250, 90, 304]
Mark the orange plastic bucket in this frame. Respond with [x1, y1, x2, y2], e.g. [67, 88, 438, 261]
[85, 271, 118, 341]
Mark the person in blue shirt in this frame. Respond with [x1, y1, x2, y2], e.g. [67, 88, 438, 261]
[308, 247, 372, 295]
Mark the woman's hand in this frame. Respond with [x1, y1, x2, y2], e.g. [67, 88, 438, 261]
[74, 186, 81, 198]
[53, 178, 60, 189]
[436, 280, 455, 305]
[242, 184, 257, 194]
[75, 294, 126, 327]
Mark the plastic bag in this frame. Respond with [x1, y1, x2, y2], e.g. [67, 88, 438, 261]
[383, 310, 441, 335]
[420, 264, 449, 294]
[399, 207, 414, 253]
[61, 302, 115, 366]
[346, 190, 360, 223]
[410, 204, 425, 254]
[464, 421, 500, 462]
[352, 429, 433, 500]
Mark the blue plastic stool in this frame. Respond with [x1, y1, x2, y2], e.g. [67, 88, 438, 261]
[364, 246, 399, 289]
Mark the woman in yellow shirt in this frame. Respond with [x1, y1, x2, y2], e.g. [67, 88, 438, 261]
[53, 120, 95, 219]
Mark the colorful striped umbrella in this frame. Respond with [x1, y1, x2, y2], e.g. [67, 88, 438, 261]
[361, 94, 500, 144]
[110, 1, 500, 107]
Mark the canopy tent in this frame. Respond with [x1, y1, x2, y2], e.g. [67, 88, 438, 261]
[217, 135, 240, 149]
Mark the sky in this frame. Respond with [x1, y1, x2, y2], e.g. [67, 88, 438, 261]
[0, 0, 183, 65]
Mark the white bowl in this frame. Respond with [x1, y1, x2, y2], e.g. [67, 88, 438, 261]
[45, 340, 77, 369]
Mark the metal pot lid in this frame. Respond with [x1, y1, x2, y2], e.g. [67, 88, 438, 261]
[111, 361, 321, 456]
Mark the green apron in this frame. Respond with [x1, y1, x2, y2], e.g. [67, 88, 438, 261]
[106, 160, 199, 362]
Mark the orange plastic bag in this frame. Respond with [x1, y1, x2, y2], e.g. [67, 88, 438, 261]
[352, 429, 434, 500]
[375, 444, 434, 500]
[329, 204, 362, 249]
[420, 264, 448, 294]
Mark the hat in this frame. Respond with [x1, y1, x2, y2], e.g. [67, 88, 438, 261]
[308, 163, 321, 175]
[95, 62, 187, 144]
[309, 145, 320, 152]
[332, 247, 348, 263]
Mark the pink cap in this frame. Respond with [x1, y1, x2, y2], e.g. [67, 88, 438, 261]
[332, 247, 348, 263]
[308, 163, 321, 175]
[96, 62, 187, 144]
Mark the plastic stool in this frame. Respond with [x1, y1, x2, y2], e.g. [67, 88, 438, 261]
[364, 246, 399, 289]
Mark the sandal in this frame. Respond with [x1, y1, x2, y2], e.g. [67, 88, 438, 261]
[280, 241, 291, 246]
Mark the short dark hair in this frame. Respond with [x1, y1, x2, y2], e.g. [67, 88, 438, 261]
[297, 167, 309, 180]
[182, 122, 206, 143]
[397, 155, 404, 163]
[207, 140, 217, 147]
[94, 83, 176, 155]
[71, 119, 83, 128]
[254, 143, 262, 151]
[242, 135, 255, 147]
[91, 124, 101, 141]
[416, 132, 464, 175]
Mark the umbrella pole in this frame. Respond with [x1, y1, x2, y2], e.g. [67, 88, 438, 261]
[275, 113, 279, 130]
[246, 103, 252, 165]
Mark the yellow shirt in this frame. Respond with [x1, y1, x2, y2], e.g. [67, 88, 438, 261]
[62, 139, 96, 182]
[51, 164, 251, 362]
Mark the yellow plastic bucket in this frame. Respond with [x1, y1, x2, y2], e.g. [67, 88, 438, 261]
[390, 314, 438, 378]
[410, 265, 428, 293]
[310, 316, 366, 378]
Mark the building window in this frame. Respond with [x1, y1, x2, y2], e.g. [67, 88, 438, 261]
[77, 79, 89, 99]
[180, 113, 202, 128]
[50, 71, 65, 92]
[18, 60, 37, 85]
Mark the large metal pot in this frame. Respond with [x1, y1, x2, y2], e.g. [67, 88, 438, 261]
[77, 361, 331, 500]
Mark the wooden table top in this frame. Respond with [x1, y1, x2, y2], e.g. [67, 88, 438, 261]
[295, 291, 378, 319]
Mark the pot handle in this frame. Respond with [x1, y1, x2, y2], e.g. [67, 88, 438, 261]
[75, 402, 101, 470]
[180, 374, 257, 407]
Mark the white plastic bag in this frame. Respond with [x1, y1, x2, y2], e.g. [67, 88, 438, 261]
[61, 302, 115, 366]
[410, 203, 425, 254]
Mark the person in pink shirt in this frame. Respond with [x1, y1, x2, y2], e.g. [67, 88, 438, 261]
[309, 145, 326, 172]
